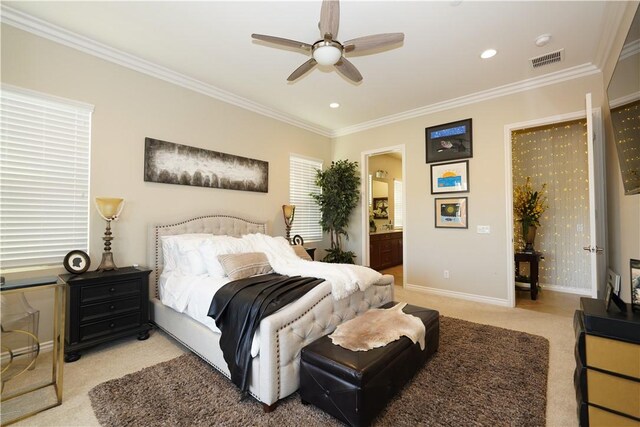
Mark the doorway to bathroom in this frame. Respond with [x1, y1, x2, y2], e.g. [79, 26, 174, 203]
[361, 145, 405, 288]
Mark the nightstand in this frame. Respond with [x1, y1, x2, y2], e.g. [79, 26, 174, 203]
[59, 267, 152, 362]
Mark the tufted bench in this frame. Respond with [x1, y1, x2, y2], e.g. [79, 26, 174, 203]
[299, 302, 439, 427]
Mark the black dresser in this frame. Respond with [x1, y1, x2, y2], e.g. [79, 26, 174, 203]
[59, 267, 152, 362]
[574, 297, 640, 426]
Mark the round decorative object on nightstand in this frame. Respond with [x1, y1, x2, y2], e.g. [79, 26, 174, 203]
[63, 250, 90, 274]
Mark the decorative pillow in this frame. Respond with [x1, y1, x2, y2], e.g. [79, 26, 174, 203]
[176, 240, 208, 276]
[292, 245, 312, 261]
[217, 252, 273, 280]
[199, 236, 251, 278]
[160, 234, 211, 273]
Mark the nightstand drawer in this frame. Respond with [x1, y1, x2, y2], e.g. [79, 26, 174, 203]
[588, 405, 640, 427]
[79, 313, 142, 342]
[586, 335, 640, 379]
[587, 369, 640, 418]
[80, 279, 141, 304]
[80, 297, 141, 323]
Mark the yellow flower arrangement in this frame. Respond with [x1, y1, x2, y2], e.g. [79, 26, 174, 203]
[513, 177, 548, 228]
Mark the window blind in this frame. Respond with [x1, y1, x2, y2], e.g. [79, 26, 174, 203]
[394, 179, 403, 228]
[0, 86, 92, 269]
[289, 155, 323, 242]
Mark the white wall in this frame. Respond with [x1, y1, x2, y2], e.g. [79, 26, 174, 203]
[334, 75, 605, 303]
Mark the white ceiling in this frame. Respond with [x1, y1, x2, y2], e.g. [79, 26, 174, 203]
[3, 1, 624, 136]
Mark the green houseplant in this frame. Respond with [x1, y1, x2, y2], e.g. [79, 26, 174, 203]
[311, 160, 360, 264]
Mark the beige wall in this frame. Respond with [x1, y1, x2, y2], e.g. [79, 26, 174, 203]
[602, 3, 640, 303]
[1, 25, 331, 340]
[334, 75, 606, 302]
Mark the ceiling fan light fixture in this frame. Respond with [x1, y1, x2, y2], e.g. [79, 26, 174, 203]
[312, 41, 343, 66]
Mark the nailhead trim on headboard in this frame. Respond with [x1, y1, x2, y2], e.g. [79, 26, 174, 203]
[151, 214, 267, 299]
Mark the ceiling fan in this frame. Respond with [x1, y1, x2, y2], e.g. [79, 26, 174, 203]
[251, 0, 404, 83]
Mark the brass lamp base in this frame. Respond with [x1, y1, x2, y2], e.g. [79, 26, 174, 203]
[97, 252, 118, 272]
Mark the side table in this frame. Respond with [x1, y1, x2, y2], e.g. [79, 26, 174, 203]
[1, 277, 65, 425]
[515, 251, 544, 300]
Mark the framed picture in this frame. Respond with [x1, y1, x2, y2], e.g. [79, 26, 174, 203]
[63, 250, 90, 274]
[631, 259, 640, 311]
[435, 197, 468, 229]
[372, 197, 389, 219]
[425, 118, 473, 163]
[604, 282, 614, 311]
[431, 160, 469, 194]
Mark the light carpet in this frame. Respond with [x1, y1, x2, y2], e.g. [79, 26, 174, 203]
[89, 316, 549, 426]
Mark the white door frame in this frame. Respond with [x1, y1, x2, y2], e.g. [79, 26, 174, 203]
[360, 144, 406, 287]
[503, 107, 604, 307]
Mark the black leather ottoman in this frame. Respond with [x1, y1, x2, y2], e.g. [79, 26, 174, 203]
[299, 302, 439, 427]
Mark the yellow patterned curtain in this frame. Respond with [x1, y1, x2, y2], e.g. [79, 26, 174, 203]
[512, 119, 591, 292]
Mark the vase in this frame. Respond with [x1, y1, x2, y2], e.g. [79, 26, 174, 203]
[523, 224, 537, 252]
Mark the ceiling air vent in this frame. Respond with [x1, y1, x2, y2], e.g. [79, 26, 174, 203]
[529, 49, 564, 69]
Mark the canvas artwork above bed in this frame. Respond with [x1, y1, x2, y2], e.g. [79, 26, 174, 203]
[148, 214, 394, 410]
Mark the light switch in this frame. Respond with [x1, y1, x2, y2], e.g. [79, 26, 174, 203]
[477, 225, 491, 234]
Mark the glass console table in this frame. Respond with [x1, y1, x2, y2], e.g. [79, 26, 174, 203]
[0, 277, 66, 425]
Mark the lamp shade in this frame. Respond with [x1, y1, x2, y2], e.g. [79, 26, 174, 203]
[282, 204, 295, 221]
[95, 198, 124, 220]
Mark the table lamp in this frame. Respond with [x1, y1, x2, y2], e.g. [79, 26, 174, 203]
[282, 204, 295, 243]
[95, 197, 125, 271]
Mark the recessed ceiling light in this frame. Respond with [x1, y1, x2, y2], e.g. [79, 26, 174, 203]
[535, 34, 552, 47]
[480, 49, 497, 59]
[329, 102, 340, 109]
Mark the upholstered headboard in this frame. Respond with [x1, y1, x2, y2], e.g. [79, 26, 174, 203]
[147, 214, 268, 298]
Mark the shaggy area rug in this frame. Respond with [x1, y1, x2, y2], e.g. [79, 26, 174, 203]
[89, 317, 549, 426]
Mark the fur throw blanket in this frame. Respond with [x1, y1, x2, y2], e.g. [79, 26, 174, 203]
[329, 302, 426, 351]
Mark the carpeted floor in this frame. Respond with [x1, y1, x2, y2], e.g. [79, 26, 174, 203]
[89, 316, 549, 426]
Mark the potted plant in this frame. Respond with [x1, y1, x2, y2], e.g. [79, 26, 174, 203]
[311, 160, 360, 263]
[513, 177, 548, 252]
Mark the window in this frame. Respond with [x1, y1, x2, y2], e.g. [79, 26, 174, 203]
[394, 179, 403, 228]
[0, 86, 93, 269]
[289, 154, 323, 242]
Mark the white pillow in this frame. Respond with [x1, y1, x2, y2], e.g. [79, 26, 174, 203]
[199, 236, 250, 278]
[160, 234, 211, 274]
[176, 240, 208, 276]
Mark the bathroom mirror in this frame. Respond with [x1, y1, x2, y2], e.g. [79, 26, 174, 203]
[372, 179, 388, 198]
[607, 6, 640, 195]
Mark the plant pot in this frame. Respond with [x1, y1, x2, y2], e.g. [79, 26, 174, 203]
[523, 224, 537, 252]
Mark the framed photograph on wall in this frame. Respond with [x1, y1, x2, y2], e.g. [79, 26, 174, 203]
[425, 118, 473, 163]
[431, 160, 469, 194]
[372, 197, 389, 219]
[435, 197, 468, 229]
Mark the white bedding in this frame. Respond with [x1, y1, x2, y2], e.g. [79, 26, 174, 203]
[159, 272, 261, 357]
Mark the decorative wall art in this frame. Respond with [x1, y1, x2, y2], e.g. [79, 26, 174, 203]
[425, 118, 473, 163]
[435, 197, 468, 229]
[372, 197, 389, 219]
[431, 160, 469, 194]
[144, 138, 269, 193]
[631, 259, 640, 312]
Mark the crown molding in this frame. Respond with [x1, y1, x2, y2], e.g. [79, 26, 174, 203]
[620, 39, 640, 61]
[0, 5, 334, 138]
[333, 63, 600, 137]
[593, 1, 631, 71]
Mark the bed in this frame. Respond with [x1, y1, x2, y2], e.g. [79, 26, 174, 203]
[147, 214, 394, 410]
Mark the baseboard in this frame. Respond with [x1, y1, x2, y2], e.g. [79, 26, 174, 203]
[0, 340, 54, 363]
[540, 284, 592, 296]
[405, 283, 511, 307]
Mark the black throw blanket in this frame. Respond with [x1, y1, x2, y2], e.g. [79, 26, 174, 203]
[207, 273, 324, 394]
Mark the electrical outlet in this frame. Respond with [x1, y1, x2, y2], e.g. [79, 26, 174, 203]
[444, 270, 449, 279]
[477, 225, 491, 234]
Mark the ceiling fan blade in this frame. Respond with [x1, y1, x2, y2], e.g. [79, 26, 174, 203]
[334, 57, 362, 83]
[252, 34, 312, 51]
[343, 33, 405, 54]
[319, 0, 339, 39]
[287, 58, 318, 81]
